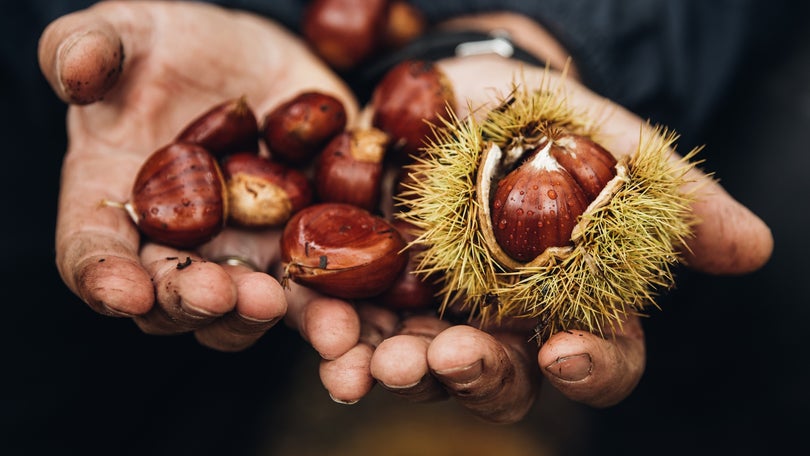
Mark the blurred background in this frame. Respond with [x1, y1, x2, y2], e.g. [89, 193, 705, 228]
[2, 2, 808, 455]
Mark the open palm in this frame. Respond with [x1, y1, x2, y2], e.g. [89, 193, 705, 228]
[38, 0, 358, 350]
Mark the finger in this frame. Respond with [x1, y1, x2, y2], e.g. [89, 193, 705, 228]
[356, 303, 400, 349]
[281, 262, 398, 360]
[427, 325, 537, 424]
[193, 264, 287, 352]
[538, 316, 645, 408]
[56, 151, 153, 317]
[370, 315, 451, 402]
[437, 56, 773, 275]
[318, 304, 399, 404]
[193, 229, 287, 351]
[48, 2, 156, 317]
[37, 2, 151, 104]
[133, 244, 237, 335]
[293, 295, 361, 361]
[197, 228, 283, 275]
[680, 182, 773, 274]
[319, 344, 376, 405]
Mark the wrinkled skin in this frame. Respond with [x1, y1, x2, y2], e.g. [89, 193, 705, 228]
[40, 2, 772, 423]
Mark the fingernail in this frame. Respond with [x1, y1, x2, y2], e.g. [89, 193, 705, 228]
[180, 302, 221, 319]
[380, 381, 420, 390]
[55, 31, 86, 94]
[545, 353, 592, 382]
[434, 359, 483, 384]
[328, 393, 359, 405]
[239, 315, 279, 327]
[57, 30, 122, 104]
[318, 352, 337, 361]
[100, 303, 134, 318]
[380, 376, 423, 390]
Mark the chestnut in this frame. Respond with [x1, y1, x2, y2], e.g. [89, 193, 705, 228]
[376, 219, 441, 311]
[175, 96, 259, 157]
[125, 142, 227, 248]
[489, 133, 618, 262]
[302, 0, 389, 70]
[396, 81, 698, 336]
[313, 128, 389, 212]
[549, 133, 619, 200]
[261, 91, 347, 165]
[280, 203, 408, 299]
[221, 152, 313, 228]
[383, 1, 427, 50]
[371, 60, 455, 162]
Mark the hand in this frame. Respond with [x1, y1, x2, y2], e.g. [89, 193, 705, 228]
[38, 0, 358, 351]
[292, 34, 774, 421]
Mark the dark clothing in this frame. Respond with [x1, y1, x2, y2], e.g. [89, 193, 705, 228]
[11, 0, 796, 144]
[1, 1, 807, 455]
[209, 0, 794, 146]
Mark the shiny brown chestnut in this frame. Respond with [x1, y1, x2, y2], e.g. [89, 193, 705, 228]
[371, 60, 455, 161]
[261, 91, 347, 165]
[313, 128, 389, 212]
[280, 203, 408, 299]
[175, 96, 259, 157]
[126, 142, 228, 248]
[489, 133, 618, 262]
[302, 0, 389, 70]
[548, 133, 619, 200]
[221, 152, 313, 228]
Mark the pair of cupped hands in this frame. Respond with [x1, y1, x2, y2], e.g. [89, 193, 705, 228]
[39, 1, 773, 423]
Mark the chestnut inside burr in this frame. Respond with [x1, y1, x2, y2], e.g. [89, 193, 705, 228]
[481, 131, 618, 264]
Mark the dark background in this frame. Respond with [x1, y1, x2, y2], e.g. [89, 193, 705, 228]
[2, 2, 808, 455]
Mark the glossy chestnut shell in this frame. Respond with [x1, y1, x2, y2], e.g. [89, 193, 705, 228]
[129, 142, 227, 248]
[482, 132, 618, 264]
[281, 203, 408, 299]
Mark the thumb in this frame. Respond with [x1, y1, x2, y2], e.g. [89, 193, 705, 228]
[37, 2, 151, 104]
[436, 55, 773, 276]
[682, 179, 773, 275]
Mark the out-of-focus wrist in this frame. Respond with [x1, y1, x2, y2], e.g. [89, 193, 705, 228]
[437, 12, 579, 80]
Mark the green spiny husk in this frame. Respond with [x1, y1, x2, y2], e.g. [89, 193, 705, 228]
[397, 80, 701, 339]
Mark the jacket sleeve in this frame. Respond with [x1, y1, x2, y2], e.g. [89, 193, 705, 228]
[407, 0, 798, 144]
[29, 0, 800, 143]
[218, 0, 798, 142]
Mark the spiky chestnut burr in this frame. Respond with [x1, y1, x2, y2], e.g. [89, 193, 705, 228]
[397, 80, 701, 339]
